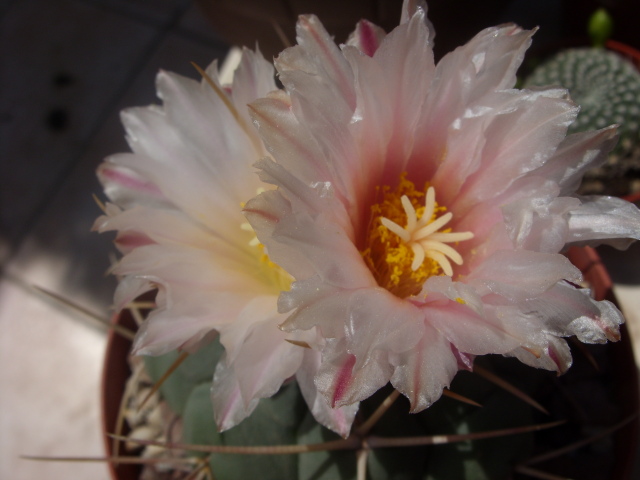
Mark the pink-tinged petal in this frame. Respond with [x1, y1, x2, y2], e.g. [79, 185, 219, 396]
[246, 160, 370, 286]
[218, 310, 303, 410]
[112, 244, 266, 296]
[278, 15, 355, 110]
[279, 280, 355, 338]
[155, 69, 263, 189]
[216, 296, 284, 364]
[117, 61, 271, 234]
[450, 202, 512, 272]
[370, 8, 435, 175]
[242, 6, 640, 420]
[345, 19, 387, 57]
[212, 359, 260, 432]
[534, 126, 618, 196]
[94, 205, 230, 253]
[297, 348, 358, 437]
[419, 277, 529, 355]
[565, 196, 640, 249]
[330, 351, 356, 407]
[229, 47, 277, 138]
[248, 92, 334, 188]
[119, 107, 246, 234]
[113, 276, 155, 311]
[340, 49, 393, 221]
[118, 245, 273, 355]
[508, 334, 572, 374]
[244, 191, 318, 283]
[436, 23, 533, 98]
[344, 289, 424, 362]
[426, 302, 532, 356]
[467, 250, 581, 302]
[390, 323, 458, 412]
[518, 281, 623, 344]
[133, 308, 224, 356]
[413, 25, 535, 181]
[113, 232, 155, 252]
[400, 0, 435, 46]
[501, 179, 581, 253]
[156, 71, 261, 184]
[451, 90, 578, 213]
[315, 338, 392, 408]
[450, 344, 475, 371]
[427, 90, 514, 201]
[334, 10, 436, 221]
[272, 69, 357, 203]
[98, 157, 167, 208]
[274, 18, 360, 203]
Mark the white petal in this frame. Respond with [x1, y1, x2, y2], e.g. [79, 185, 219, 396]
[344, 289, 424, 362]
[113, 276, 154, 311]
[229, 47, 277, 138]
[521, 281, 623, 343]
[246, 160, 371, 287]
[212, 358, 260, 432]
[468, 250, 581, 301]
[296, 348, 358, 437]
[452, 89, 578, 212]
[501, 179, 581, 253]
[97, 156, 168, 208]
[414, 25, 535, 183]
[369, 8, 435, 162]
[421, 277, 531, 355]
[390, 323, 458, 412]
[248, 93, 332, 187]
[220, 315, 302, 409]
[534, 126, 618, 196]
[566, 196, 640, 249]
[507, 334, 572, 374]
[315, 338, 392, 408]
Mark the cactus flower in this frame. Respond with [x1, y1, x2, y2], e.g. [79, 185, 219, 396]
[244, 0, 640, 413]
[94, 49, 357, 435]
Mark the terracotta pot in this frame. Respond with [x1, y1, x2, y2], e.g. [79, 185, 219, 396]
[101, 246, 639, 479]
[607, 39, 640, 69]
[565, 247, 639, 479]
[101, 308, 141, 480]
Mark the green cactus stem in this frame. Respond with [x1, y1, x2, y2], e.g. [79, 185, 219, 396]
[525, 47, 640, 195]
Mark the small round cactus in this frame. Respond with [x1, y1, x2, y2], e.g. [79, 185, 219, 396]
[525, 47, 640, 195]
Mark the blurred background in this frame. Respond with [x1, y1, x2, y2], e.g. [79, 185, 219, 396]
[1, 0, 639, 478]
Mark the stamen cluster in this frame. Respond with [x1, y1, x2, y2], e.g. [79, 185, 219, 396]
[381, 186, 474, 276]
[361, 176, 473, 298]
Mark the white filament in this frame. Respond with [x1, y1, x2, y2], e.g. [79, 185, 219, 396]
[380, 187, 474, 276]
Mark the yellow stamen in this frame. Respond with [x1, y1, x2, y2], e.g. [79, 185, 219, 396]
[240, 191, 292, 292]
[361, 175, 474, 298]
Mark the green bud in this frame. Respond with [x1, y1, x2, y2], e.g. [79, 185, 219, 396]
[588, 8, 614, 48]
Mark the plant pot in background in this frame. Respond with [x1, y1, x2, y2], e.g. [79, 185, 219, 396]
[101, 310, 141, 480]
[101, 246, 640, 480]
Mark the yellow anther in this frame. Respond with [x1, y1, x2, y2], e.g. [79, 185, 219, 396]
[380, 186, 473, 278]
[241, 196, 291, 292]
[361, 175, 474, 298]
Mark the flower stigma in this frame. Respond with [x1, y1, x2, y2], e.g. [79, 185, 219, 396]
[361, 175, 473, 298]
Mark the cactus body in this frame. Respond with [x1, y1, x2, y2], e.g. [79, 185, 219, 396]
[525, 48, 640, 194]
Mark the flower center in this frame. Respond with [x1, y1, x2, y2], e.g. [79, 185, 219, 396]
[361, 175, 473, 298]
